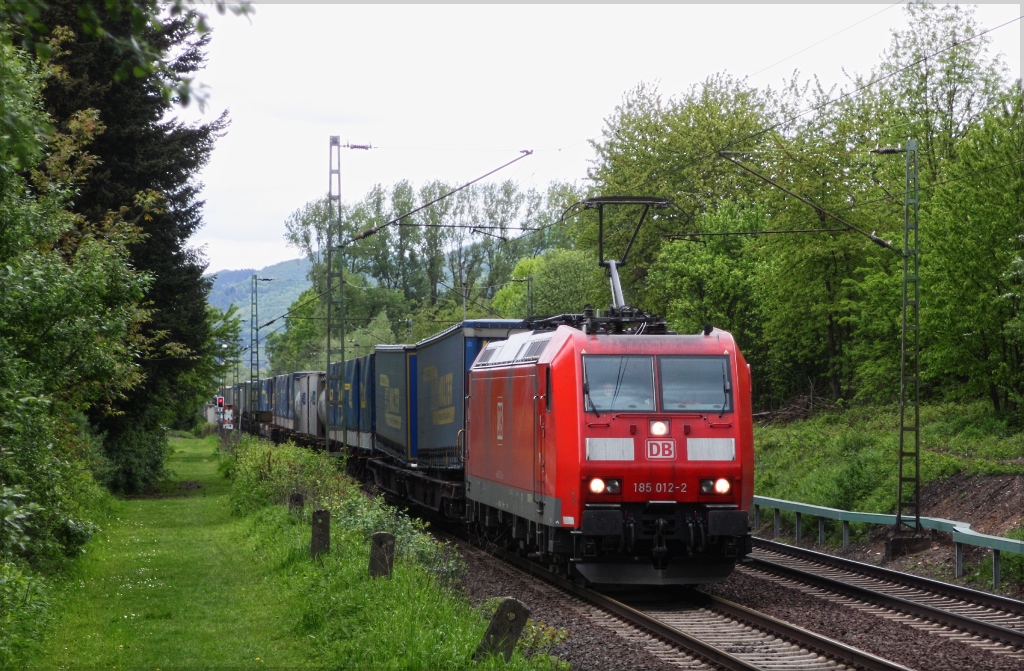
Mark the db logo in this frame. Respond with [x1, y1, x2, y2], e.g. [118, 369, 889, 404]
[646, 439, 676, 459]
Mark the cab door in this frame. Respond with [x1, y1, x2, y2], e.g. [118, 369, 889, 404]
[533, 364, 550, 510]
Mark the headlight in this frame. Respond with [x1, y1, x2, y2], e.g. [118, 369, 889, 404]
[700, 478, 732, 495]
[650, 420, 669, 436]
[589, 477, 622, 495]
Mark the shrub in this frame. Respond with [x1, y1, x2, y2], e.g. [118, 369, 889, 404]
[0, 560, 50, 669]
[227, 436, 466, 590]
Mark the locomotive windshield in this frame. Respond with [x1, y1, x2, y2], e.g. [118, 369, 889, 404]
[583, 355, 655, 412]
[658, 356, 732, 413]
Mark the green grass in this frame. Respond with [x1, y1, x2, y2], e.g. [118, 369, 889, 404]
[753, 401, 1024, 589]
[32, 436, 315, 669]
[754, 401, 1024, 514]
[227, 436, 567, 670]
[32, 435, 566, 670]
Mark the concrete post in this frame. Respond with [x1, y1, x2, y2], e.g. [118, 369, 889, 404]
[288, 492, 304, 516]
[369, 532, 395, 579]
[474, 597, 531, 662]
[311, 509, 330, 560]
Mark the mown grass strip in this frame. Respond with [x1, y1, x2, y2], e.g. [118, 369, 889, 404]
[34, 436, 315, 669]
[35, 434, 567, 670]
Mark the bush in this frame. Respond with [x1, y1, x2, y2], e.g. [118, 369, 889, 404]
[0, 561, 50, 669]
[227, 436, 465, 590]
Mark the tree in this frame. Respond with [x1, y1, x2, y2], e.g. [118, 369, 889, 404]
[528, 249, 607, 318]
[585, 76, 775, 306]
[872, 2, 1008, 180]
[0, 32, 149, 646]
[4, 0, 250, 105]
[646, 201, 766, 373]
[925, 83, 1023, 414]
[36, 0, 228, 492]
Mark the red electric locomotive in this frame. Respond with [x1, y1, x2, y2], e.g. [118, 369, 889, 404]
[466, 319, 753, 584]
[464, 198, 753, 585]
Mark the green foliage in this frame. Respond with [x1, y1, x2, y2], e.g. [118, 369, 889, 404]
[0, 25, 168, 662]
[0, 560, 50, 668]
[20, 0, 240, 492]
[531, 248, 608, 316]
[228, 436, 466, 589]
[493, 249, 606, 319]
[3, 0, 252, 107]
[925, 85, 1023, 415]
[225, 438, 566, 669]
[273, 179, 584, 367]
[755, 402, 1024, 522]
[237, 503, 565, 670]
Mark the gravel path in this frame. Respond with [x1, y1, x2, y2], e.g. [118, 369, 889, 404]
[454, 540, 1022, 671]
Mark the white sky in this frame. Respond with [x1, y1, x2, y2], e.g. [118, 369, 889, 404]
[182, 3, 1023, 273]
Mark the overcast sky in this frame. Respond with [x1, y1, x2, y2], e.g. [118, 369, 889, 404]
[182, 3, 1022, 274]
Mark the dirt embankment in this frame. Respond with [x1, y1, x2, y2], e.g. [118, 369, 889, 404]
[919, 473, 1022, 537]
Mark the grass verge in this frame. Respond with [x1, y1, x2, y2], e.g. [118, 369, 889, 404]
[754, 401, 1023, 512]
[32, 435, 314, 668]
[753, 401, 1024, 591]
[227, 435, 568, 670]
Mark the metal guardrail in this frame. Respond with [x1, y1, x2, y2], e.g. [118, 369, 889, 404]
[752, 495, 1023, 590]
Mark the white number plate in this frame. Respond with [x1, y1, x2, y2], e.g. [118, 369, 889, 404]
[633, 482, 687, 494]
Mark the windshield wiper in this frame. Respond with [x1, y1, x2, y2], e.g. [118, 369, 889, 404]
[583, 381, 601, 417]
[719, 362, 731, 418]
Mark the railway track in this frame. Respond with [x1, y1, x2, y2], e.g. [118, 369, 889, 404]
[456, 534, 915, 671]
[745, 538, 1024, 657]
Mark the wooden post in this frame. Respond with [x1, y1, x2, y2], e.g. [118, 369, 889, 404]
[288, 492, 304, 515]
[369, 532, 395, 579]
[474, 597, 531, 663]
[311, 509, 330, 560]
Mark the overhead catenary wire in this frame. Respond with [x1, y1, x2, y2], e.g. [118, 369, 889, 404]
[745, 2, 905, 82]
[669, 156, 1024, 243]
[342, 150, 533, 248]
[435, 277, 505, 319]
[713, 14, 1023, 157]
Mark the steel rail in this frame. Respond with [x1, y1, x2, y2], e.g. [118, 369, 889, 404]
[701, 592, 915, 671]
[499, 550, 912, 671]
[499, 552, 760, 671]
[748, 543, 1023, 647]
[752, 538, 1023, 614]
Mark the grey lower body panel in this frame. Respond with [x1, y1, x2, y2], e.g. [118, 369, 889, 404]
[466, 475, 563, 529]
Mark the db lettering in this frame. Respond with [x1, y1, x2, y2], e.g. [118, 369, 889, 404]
[646, 439, 675, 459]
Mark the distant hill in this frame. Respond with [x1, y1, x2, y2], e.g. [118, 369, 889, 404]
[205, 257, 312, 328]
